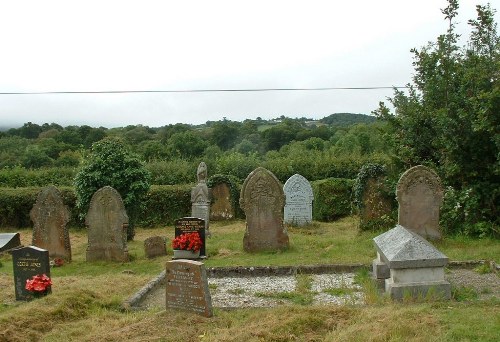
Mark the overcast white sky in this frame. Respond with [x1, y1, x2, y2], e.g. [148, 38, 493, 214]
[0, 0, 497, 128]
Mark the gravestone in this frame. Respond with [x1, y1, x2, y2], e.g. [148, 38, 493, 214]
[191, 162, 211, 237]
[373, 225, 450, 300]
[30, 186, 71, 261]
[165, 259, 213, 317]
[283, 174, 314, 226]
[85, 186, 129, 262]
[144, 236, 167, 259]
[0, 233, 21, 253]
[359, 175, 393, 230]
[240, 167, 289, 252]
[174, 217, 206, 257]
[396, 165, 444, 240]
[11, 246, 51, 301]
[210, 182, 234, 220]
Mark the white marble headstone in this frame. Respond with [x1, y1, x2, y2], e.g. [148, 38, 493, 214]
[283, 174, 314, 226]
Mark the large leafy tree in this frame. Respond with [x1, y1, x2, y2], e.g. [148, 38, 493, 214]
[74, 138, 150, 240]
[375, 0, 499, 236]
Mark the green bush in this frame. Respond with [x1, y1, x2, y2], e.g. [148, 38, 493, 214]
[311, 178, 354, 221]
[0, 166, 77, 187]
[0, 187, 78, 228]
[146, 159, 198, 185]
[137, 185, 192, 227]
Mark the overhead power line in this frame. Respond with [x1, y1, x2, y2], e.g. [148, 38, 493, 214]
[0, 86, 408, 95]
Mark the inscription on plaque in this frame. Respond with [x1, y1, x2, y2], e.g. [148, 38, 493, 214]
[165, 260, 213, 317]
[174, 217, 206, 257]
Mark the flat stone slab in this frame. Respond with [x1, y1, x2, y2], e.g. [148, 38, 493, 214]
[373, 225, 448, 269]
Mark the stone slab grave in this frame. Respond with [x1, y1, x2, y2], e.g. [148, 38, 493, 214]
[373, 225, 450, 300]
[11, 246, 51, 301]
[191, 161, 211, 237]
[0, 233, 21, 253]
[283, 173, 314, 226]
[144, 236, 167, 259]
[165, 259, 213, 317]
[30, 185, 72, 261]
[174, 217, 206, 258]
[397, 165, 444, 240]
[240, 167, 289, 252]
[86, 186, 129, 262]
[210, 182, 234, 220]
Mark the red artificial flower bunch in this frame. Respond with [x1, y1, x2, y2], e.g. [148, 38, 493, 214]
[172, 232, 202, 252]
[25, 274, 52, 294]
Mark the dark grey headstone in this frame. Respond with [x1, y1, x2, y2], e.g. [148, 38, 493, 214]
[165, 260, 213, 317]
[174, 217, 205, 257]
[11, 246, 51, 301]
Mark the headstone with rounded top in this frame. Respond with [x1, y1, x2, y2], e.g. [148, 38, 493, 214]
[240, 167, 288, 252]
[283, 173, 314, 226]
[144, 236, 167, 259]
[11, 246, 51, 301]
[210, 182, 234, 220]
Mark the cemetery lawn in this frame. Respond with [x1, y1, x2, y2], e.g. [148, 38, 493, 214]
[0, 216, 498, 341]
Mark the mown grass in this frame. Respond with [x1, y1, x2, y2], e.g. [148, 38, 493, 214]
[0, 217, 498, 341]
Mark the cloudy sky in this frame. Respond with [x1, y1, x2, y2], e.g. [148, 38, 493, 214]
[0, 0, 497, 128]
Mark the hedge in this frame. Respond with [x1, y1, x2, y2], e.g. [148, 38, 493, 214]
[311, 178, 355, 221]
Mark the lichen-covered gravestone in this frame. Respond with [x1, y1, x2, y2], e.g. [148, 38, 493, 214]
[30, 186, 71, 261]
[12, 246, 51, 301]
[283, 174, 314, 226]
[210, 182, 234, 220]
[85, 186, 129, 262]
[396, 165, 444, 240]
[191, 162, 211, 236]
[165, 259, 213, 317]
[144, 236, 167, 259]
[240, 167, 288, 252]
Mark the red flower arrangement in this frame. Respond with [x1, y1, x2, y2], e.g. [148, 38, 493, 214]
[25, 274, 52, 297]
[172, 232, 202, 252]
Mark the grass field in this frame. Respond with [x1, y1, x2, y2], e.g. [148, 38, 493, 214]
[0, 217, 498, 341]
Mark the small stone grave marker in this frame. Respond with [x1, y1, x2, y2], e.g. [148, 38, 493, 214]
[397, 165, 444, 239]
[240, 167, 289, 252]
[283, 173, 314, 226]
[165, 259, 213, 317]
[0, 233, 21, 253]
[144, 236, 167, 259]
[86, 186, 129, 262]
[30, 186, 71, 261]
[174, 217, 206, 257]
[11, 246, 51, 301]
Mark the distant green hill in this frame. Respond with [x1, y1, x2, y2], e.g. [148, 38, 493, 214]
[319, 113, 376, 126]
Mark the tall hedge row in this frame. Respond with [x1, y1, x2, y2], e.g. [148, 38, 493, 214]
[311, 178, 355, 221]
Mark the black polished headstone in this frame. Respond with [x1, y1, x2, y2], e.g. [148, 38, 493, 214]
[11, 246, 51, 301]
[0, 233, 21, 253]
[174, 217, 206, 257]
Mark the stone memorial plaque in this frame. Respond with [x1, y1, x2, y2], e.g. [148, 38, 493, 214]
[240, 167, 289, 252]
[144, 236, 167, 258]
[397, 165, 444, 239]
[165, 260, 213, 317]
[86, 186, 129, 262]
[30, 186, 71, 261]
[0, 233, 21, 253]
[283, 174, 314, 226]
[174, 217, 206, 257]
[11, 246, 51, 301]
[210, 182, 234, 220]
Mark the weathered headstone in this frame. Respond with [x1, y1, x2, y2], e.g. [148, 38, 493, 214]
[174, 217, 206, 257]
[373, 225, 450, 300]
[396, 165, 444, 240]
[11, 246, 51, 301]
[0, 233, 21, 253]
[240, 167, 289, 252]
[85, 186, 129, 262]
[191, 162, 211, 237]
[359, 175, 393, 231]
[210, 182, 235, 220]
[144, 236, 167, 259]
[30, 186, 71, 261]
[165, 259, 213, 317]
[283, 174, 314, 226]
